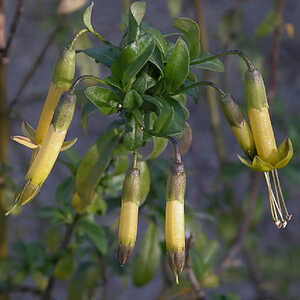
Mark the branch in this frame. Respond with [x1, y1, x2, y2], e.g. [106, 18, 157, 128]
[0, 285, 41, 296]
[41, 213, 80, 300]
[3, 0, 24, 58]
[268, 0, 286, 101]
[216, 172, 261, 274]
[8, 25, 62, 114]
[185, 235, 206, 300]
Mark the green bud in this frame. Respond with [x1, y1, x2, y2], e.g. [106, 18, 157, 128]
[52, 48, 76, 90]
[53, 93, 76, 131]
[136, 161, 150, 205]
[244, 68, 268, 110]
[121, 168, 141, 205]
[220, 94, 244, 127]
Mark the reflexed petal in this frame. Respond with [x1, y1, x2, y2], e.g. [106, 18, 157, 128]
[275, 138, 293, 169]
[11, 135, 38, 149]
[61, 137, 78, 151]
[22, 121, 36, 141]
[252, 156, 274, 172]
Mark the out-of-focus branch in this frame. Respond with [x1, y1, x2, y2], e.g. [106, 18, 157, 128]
[269, 0, 286, 101]
[8, 25, 62, 114]
[194, 0, 226, 166]
[185, 235, 206, 300]
[216, 172, 261, 275]
[41, 214, 80, 300]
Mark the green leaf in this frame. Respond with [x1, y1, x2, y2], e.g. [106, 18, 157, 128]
[78, 218, 108, 254]
[256, 11, 280, 38]
[75, 125, 120, 208]
[123, 89, 143, 110]
[146, 136, 168, 160]
[142, 25, 169, 57]
[192, 53, 224, 72]
[122, 38, 155, 88]
[149, 46, 164, 75]
[153, 101, 174, 134]
[133, 222, 161, 286]
[80, 101, 97, 134]
[79, 46, 121, 67]
[85, 86, 119, 115]
[83, 2, 107, 43]
[130, 1, 146, 25]
[56, 177, 74, 206]
[54, 251, 76, 280]
[164, 38, 190, 93]
[167, 0, 182, 18]
[132, 70, 156, 94]
[174, 17, 201, 59]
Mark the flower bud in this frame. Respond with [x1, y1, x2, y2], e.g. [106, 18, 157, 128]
[118, 168, 141, 265]
[221, 94, 256, 159]
[35, 48, 76, 144]
[165, 161, 186, 283]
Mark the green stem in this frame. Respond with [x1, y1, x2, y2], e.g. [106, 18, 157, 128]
[174, 81, 226, 97]
[70, 29, 89, 48]
[70, 75, 107, 93]
[191, 49, 255, 72]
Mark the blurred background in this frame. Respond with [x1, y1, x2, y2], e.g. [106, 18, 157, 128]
[1, 0, 300, 299]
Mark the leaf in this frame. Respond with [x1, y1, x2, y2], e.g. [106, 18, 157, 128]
[75, 125, 120, 207]
[54, 251, 76, 280]
[136, 160, 151, 205]
[122, 38, 155, 88]
[132, 70, 156, 94]
[130, 1, 146, 25]
[164, 38, 190, 93]
[133, 222, 161, 286]
[56, 177, 74, 206]
[123, 90, 143, 110]
[174, 17, 201, 59]
[85, 86, 120, 115]
[79, 46, 121, 67]
[179, 122, 192, 155]
[256, 11, 280, 38]
[192, 53, 224, 72]
[149, 46, 164, 75]
[167, 0, 182, 18]
[146, 136, 168, 160]
[78, 218, 108, 254]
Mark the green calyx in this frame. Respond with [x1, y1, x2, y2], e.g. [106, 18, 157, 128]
[244, 68, 268, 110]
[220, 94, 245, 127]
[238, 138, 293, 172]
[53, 93, 77, 131]
[52, 47, 76, 89]
[166, 162, 186, 204]
[122, 168, 142, 205]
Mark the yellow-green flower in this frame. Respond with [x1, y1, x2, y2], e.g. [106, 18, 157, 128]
[238, 68, 293, 228]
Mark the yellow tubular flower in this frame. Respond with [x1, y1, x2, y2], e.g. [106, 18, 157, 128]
[165, 161, 186, 284]
[240, 68, 293, 228]
[35, 48, 76, 144]
[7, 93, 76, 214]
[118, 167, 141, 265]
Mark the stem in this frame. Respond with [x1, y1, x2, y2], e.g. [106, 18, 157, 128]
[70, 75, 107, 94]
[41, 214, 80, 300]
[8, 25, 62, 114]
[175, 80, 226, 97]
[194, 0, 226, 166]
[132, 152, 138, 168]
[168, 137, 182, 164]
[70, 28, 88, 48]
[191, 49, 255, 72]
[216, 172, 261, 275]
[185, 235, 206, 300]
[269, 0, 286, 101]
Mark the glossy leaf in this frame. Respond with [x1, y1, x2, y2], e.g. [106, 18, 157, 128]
[123, 89, 143, 110]
[174, 17, 201, 59]
[192, 52, 224, 72]
[164, 38, 190, 93]
[133, 222, 161, 286]
[85, 86, 119, 115]
[80, 46, 121, 67]
[130, 1, 146, 25]
[78, 218, 108, 254]
[147, 136, 168, 160]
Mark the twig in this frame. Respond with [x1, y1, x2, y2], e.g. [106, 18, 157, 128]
[0, 285, 41, 296]
[216, 172, 261, 274]
[2, 0, 24, 59]
[185, 235, 206, 300]
[41, 214, 80, 300]
[194, 0, 227, 166]
[269, 0, 286, 101]
[8, 25, 62, 114]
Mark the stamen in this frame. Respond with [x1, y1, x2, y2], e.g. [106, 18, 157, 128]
[274, 169, 292, 221]
[264, 172, 288, 229]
